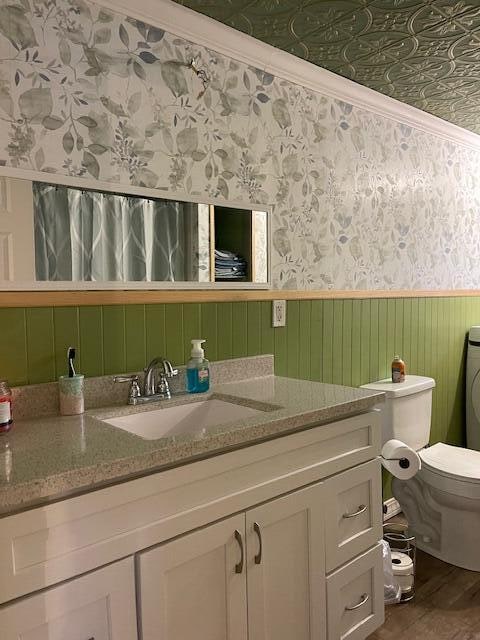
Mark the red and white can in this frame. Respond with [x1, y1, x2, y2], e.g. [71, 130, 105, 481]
[0, 380, 13, 433]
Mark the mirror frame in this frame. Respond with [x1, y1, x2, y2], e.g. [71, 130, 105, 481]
[0, 165, 272, 291]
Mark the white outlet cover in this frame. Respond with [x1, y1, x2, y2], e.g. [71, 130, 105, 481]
[272, 299, 286, 327]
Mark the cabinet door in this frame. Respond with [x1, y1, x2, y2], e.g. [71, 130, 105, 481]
[139, 514, 247, 640]
[0, 558, 137, 640]
[246, 483, 326, 640]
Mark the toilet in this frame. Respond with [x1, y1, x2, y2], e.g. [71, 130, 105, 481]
[362, 375, 480, 572]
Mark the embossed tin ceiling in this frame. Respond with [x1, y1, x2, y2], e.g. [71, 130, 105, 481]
[173, 0, 480, 135]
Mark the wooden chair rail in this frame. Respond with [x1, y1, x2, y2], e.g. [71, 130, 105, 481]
[1, 289, 479, 307]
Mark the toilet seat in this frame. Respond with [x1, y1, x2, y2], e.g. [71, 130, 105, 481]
[419, 443, 480, 499]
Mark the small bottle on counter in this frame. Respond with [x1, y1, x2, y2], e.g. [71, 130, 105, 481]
[0, 380, 13, 433]
[391, 355, 406, 383]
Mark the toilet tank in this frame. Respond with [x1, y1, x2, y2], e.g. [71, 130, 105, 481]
[361, 375, 435, 451]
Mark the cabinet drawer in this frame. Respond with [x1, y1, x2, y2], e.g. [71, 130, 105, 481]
[326, 543, 384, 640]
[324, 459, 382, 571]
[0, 558, 137, 640]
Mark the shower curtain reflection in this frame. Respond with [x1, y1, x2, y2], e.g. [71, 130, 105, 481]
[33, 183, 193, 282]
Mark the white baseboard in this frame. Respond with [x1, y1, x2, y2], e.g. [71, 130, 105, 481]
[383, 497, 402, 521]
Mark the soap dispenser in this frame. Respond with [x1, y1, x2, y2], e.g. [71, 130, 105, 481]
[186, 339, 210, 393]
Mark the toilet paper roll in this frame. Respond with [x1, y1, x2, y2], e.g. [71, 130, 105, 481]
[391, 551, 414, 592]
[381, 439, 421, 480]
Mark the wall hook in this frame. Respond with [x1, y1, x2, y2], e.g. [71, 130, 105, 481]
[188, 57, 210, 99]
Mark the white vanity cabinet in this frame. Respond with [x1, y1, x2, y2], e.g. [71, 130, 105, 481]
[0, 410, 384, 640]
[0, 558, 137, 640]
[139, 483, 325, 640]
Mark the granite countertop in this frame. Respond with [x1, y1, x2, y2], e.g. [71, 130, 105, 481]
[0, 373, 384, 517]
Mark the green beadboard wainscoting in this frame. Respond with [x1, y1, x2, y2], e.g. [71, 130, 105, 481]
[1, 296, 475, 453]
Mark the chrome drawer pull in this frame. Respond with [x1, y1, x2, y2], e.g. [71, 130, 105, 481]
[234, 529, 244, 574]
[343, 504, 367, 519]
[345, 593, 369, 611]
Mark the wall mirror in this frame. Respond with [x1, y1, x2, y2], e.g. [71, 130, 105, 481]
[0, 175, 270, 290]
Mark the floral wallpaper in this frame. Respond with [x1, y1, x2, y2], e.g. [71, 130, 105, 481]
[1, 0, 480, 290]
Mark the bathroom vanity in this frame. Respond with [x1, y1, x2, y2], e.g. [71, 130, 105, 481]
[0, 358, 385, 640]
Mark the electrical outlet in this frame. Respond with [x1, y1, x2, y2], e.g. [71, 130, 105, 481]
[272, 300, 286, 327]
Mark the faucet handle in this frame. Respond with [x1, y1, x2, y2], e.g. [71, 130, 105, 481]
[113, 374, 141, 403]
[163, 360, 178, 378]
[114, 374, 139, 384]
[157, 373, 172, 398]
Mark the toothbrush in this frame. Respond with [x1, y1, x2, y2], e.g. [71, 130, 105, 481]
[67, 347, 76, 377]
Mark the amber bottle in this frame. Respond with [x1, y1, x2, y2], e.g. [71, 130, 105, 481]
[391, 356, 406, 383]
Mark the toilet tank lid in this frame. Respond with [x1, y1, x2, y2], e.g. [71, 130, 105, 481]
[360, 375, 435, 398]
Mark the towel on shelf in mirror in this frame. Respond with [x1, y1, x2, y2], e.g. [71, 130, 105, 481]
[215, 248, 247, 280]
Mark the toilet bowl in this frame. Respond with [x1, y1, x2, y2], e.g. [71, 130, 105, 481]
[362, 375, 480, 572]
[392, 443, 480, 571]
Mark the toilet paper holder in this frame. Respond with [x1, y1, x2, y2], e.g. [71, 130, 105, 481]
[381, 440, 421, 480]
[381, 455, 411, 469]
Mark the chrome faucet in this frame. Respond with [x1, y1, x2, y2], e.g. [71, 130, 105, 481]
[114, 356, 178, 405]
[144, 357, 178, 397]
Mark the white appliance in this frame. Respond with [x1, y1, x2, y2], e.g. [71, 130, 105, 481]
[466, 326, 480, 451]
[362, 374, 480, 572]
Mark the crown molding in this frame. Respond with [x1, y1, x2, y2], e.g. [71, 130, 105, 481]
[97, 0, 480, 152]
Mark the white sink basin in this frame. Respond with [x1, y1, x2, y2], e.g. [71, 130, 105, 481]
[103, 399, 263, 440]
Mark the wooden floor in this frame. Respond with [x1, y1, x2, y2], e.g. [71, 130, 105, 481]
[368, 548, 480, 640]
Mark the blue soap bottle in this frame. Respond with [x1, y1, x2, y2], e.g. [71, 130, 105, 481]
[186, 339, 210, 393]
